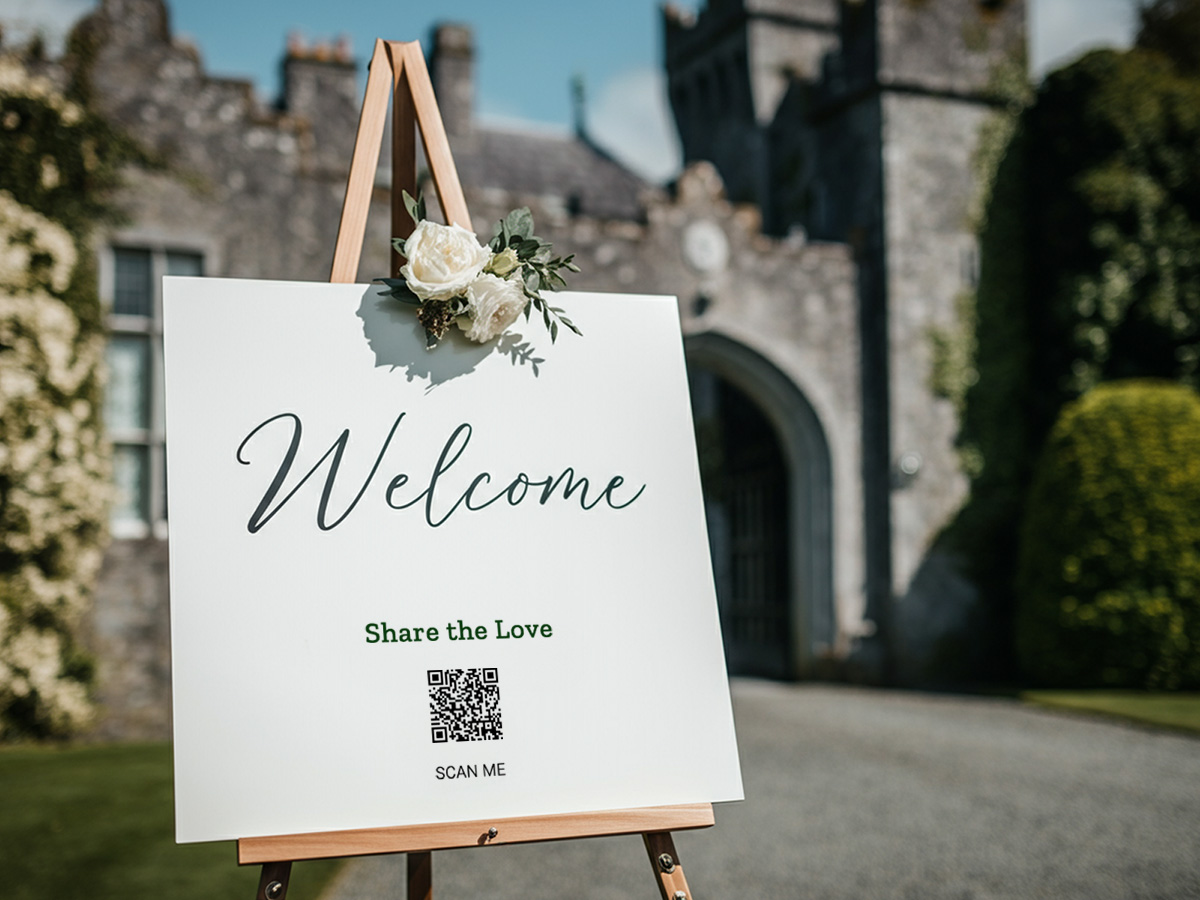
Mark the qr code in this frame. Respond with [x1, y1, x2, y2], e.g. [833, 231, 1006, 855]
[428, 668, 503, 743]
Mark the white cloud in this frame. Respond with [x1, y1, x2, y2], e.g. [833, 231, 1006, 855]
[1030, 0, 1136, 77]
[585, 65, 682, 184]
[0, 0, 94, 53]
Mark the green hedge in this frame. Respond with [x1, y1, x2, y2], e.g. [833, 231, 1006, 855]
[1016, 380, 1200, 688]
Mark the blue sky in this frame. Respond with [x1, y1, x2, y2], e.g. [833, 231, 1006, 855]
[6, 0, 1138, 181]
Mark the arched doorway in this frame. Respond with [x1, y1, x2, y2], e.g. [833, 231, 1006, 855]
[687, 333, 835, 679]
[691, 372, 792, 677]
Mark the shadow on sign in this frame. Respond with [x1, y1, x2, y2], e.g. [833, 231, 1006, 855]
[357, 288, 546, 388]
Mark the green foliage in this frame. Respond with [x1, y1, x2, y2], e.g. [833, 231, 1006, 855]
[486, 204, 581, 341]
[951, 46, 1200, 678]
[0, 48, 137, 739]
[1028, 49, 1200, 398]
[1015, 381, 1200, 688]
[1022, 689, 1200, 734]
[1138, 0, 1200, 75]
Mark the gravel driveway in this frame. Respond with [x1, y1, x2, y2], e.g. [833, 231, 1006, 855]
[318, 681, 1200, 900]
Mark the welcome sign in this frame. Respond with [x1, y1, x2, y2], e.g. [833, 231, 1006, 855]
[163, 277, 743, 843]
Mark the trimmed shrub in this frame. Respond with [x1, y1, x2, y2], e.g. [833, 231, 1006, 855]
[1016, 380, 1200, 688]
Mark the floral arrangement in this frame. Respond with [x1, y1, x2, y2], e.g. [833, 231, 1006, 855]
[376, 192, 580, 349]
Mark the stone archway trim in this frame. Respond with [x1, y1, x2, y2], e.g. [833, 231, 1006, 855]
[685, 330, 851, 675]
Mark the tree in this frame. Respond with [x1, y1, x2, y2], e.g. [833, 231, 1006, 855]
[1138, 0, 1200, 75]
[1029, 49, 1200, 399]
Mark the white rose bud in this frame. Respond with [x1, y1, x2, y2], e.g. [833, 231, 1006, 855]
[400, 220, 491, 301]
[458, 274, 528, 343]
[486, 246, 521, 277]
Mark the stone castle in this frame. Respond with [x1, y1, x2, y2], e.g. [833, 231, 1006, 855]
[49, 0, 1023, 737]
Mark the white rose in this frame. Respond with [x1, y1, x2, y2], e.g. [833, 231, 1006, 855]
[400, 220, 491, 301]
[458, 274, 528, 343]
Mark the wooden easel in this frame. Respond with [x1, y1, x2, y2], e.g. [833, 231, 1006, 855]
[239, 38, 714, 900]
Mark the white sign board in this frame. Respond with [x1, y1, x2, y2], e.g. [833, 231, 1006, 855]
[163, 277, 743, 843]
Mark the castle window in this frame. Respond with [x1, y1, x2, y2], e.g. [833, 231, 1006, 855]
[104, 245, 204, 538]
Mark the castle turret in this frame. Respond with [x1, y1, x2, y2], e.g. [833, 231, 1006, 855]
[664, 0, 840, 206]
[666, 0, 1027, 677]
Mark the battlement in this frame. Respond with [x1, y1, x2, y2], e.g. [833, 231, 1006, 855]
[664, 0, 841, 204]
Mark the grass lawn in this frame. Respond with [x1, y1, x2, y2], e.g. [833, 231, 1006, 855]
[1022, 690, 1200, 735]
[0, 742, 342, 900]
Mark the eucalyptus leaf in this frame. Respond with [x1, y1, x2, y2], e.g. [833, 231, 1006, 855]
[402, 190, 424, 226]
[505, 207, 534, 240]
[373, 277, 421, 304]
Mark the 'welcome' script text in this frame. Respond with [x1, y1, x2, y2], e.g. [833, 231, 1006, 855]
[235, 412, 646, 533]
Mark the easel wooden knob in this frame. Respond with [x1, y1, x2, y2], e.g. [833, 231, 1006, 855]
[237, 37, 714, 900]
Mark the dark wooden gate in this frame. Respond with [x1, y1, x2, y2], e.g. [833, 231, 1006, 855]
[695, 376, 792, 678]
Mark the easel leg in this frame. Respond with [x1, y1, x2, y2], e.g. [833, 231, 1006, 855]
[407, 850, 433, 900]
[643, 832, 694, 900]
[255, 861, 292, 900]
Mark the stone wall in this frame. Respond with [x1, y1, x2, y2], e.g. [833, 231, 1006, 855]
[86, 539, 172, 739]
[876, 0, 1025, 679]
[882, 91, 990, 677]
[78, 0, 358, 285]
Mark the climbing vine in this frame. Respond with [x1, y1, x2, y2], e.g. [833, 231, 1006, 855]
[0, 48, 134, 738]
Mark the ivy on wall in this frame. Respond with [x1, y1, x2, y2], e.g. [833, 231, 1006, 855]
[0, 46, 135, 739]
